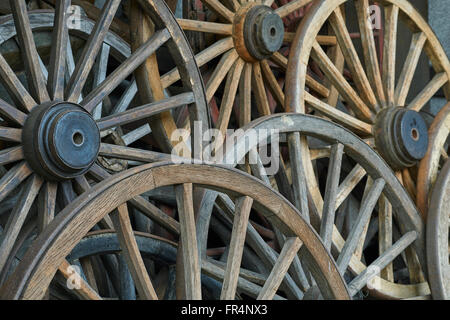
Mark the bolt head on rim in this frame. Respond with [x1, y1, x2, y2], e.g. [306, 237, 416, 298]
[22, 102, 100, 181]
[373, 107, 429, 170]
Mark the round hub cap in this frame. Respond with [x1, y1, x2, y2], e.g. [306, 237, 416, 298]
[23, 102, 100, 181]
[373, 107, 428, 170]
[243, 6, 284, 60]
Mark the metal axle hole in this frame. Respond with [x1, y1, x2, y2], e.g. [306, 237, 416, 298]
[72, 131, 84, 146]
[411, 128, 419, 141]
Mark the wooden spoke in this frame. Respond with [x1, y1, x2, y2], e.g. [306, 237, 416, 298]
[311, 41, 374, 123]
[201, 0, 235, 23]
[91, 44, 110, 119]
[65, 0, 121, 102]
[0, 162, 32, 203]
[206, 50, 239, 102]
[261, 60, 285, 109]
[347, 231, 417, 296]
[239, 63, 252, 127]
[0, 146, 24, 166]
[175, 183, 202, 299]
[335, 164, 367, 210]
[0, 127, 21, 143]
[111, 203, 158, 300]
[60, 180, 76, 206]
[320, 143, 344, 250]
[329, 9, 378, 110]
[252, 62, 271, 117]
[378, 195, 394, 281]
[337, 178, 385, 273]
[161, 37, 234, 88]
[394, 32, 427, 107]
[99, 143, 174, 163]
[355, 0, 386, 106]
[47, 0, 70, 101]
[408, 73, 449, 112]
[216, 59, 245, 137]
[82, 28, 171, 113]
[382, 5, 399, 107]
[37, 182, 57, 233]
[9, 0, 50, 104]
[110, 80, 138, 115]
[58, 260, 102, 300]
[257, 237, 302, 300]
[121, 124, 152, 146]
[178, 19, 233, 35]
[275, 0, 313, 18]
[221, 196, 253, 299]
[0, 174, 42, 272]
[96, 92, 195, 131]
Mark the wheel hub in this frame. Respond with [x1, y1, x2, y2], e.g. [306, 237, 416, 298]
[373, 107, 428, 170]
[234, 5, 284, 61]
[22, 102, 100, 181]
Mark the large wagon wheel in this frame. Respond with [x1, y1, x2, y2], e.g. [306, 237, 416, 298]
[286, 0, 450, 215]
[0, 162, 350, 300]
[198, 114, 427, 299]
[426, 159, 450, 300]
[417, 103, 449, 218]
[0, 0, 207, 280]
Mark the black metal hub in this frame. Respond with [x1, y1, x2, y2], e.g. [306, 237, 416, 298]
[244, 5, 284, 60]
[22, 102, 100, 181]
[373, 107, 429, 170]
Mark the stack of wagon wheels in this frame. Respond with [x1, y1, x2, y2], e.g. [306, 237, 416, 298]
[0, 0, 449, 301]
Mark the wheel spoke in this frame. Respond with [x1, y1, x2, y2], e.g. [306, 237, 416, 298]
[252, 62, 271, 116]
[378, 194, 394, 281]
[111, 203, 158, 299]
[221, 196, 253, 299]
[320, 143, 344, 250]
[394, 32, 427, 107]
[0, 174, 42, 272]
[335, 164, 367, 210]
[9, 0, 50, 104]
[178, 19, 233, 35]
[261, 60, 284, 109]
[110, 80, 138, 115]
[82, 28, 171, 113]
[0, 146, 23, 166]
[201, 0, 235, 23]
[91, 44, 111, 119]
[408, 73, 449, 112]
[382, 5, 399, 107]
[58, 260, 102, 300]
[65, 0, 121, 102]
[0, 162, 32, 203]
[175, 183, 202, 299]
[96, 92, 195, 131]
[239, 63, 252, 127]
[0, 127, 21, 143]
[206, 50, 239, 102]
[257, 237, 302, 300]
[37, 182, 57, 233]
[275, 0, 313, 18]
[47, 0, 70, 101]
[99, 143, 174, 163]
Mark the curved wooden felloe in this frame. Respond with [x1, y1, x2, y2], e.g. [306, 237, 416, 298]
[195, 113, 427, 299]
[426, 159, 450, 300]
[0, 162, 350, 300]
[285, 0, 450, 218]
[0, 0, 207, 284]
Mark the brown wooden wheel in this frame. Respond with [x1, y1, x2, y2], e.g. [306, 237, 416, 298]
[0, 0, 207, 282]
[0, 162, 350, 300]
[286, 0, 450, 214]
[426, 158, 450, 300]
[197, 114, 427, 299]
[417, 102, 449, 218]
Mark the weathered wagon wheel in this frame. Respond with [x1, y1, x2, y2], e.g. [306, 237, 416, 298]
[0, 162, 350, 300]
[197, 114, 427, 299]
[0, 0, 207, 280]
[161, 0, 339, 148]
[286, 0, 450, 210]
[426, 159, 450, 300]
[417, 102, 449, 218]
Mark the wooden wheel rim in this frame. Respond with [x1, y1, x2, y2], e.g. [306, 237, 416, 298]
[0, 162, 350, 300]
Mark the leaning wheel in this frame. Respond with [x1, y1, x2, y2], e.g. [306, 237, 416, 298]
[0, 162, 349, 300]
[286, 0, 450, 212]
[202, 113, 427, 299]
[0, 0, 207, 281]
[426, 159, 450, 300]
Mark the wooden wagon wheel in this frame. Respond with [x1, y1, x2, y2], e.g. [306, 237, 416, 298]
[417, 103, 449, 218]
[195, 114, 427, 299]
[0, 162, 350, 300]
[426, 159, 450, 300]
[0, 0, 207, 281]
[285, 0, 450, 213]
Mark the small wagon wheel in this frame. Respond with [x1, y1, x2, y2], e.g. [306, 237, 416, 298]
[197, 114, 427, 299]
[417, 103, 449, 218]
[0, 162, 350, 300]
[0, 0, 207, 280]
[426, 159, 450, 300]
[286, 0, 450, 212]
